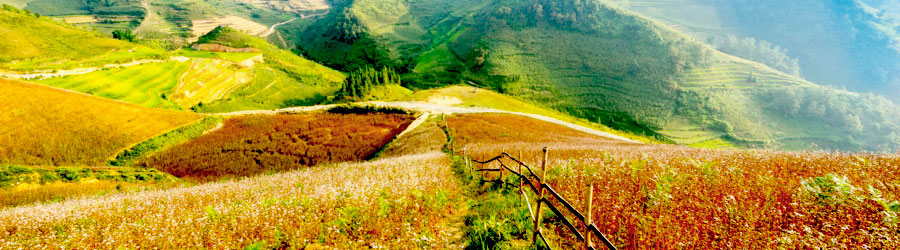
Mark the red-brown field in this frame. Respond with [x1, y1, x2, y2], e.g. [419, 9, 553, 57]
[0, 79, 201, 165]
[139, 113, 415, 181]
[448, 113, 900, 249]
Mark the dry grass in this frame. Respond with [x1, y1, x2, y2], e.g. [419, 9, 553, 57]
[0, 152, 464, 249]
[378, 119, 448, 158]
[0, 181, 158, 208]
[190, 16, 268, 42]
[140, 113, 414, 182]
[0, 79, 201, 165]
[448, 113, 900, 249]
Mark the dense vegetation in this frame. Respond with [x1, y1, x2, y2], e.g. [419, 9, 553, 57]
[0, 79, 201, 166]
[139, 113, 414, 182]
[448, 113, 900, 248]
[295, 0, 900, 151]
[335, 66, 406, 101]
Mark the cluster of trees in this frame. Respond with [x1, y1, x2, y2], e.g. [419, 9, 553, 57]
[709, 35, 801, 76]
[337, 66, 401, 100]
[112, 29, 136, 42]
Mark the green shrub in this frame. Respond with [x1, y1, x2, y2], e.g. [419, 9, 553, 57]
[327, 105, 409, 115]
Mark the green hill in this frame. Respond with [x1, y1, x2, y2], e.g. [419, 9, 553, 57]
[611, 0, 900, 100]
[0, 9, 344, 113]
[188, 26, 345, 112]
[15, 0, 298, 49]
[295, 0, 900, 151]
[0, 5, 136, 63]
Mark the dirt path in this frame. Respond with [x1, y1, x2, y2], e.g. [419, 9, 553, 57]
[261, 18, 297, 37]
[134, 0, 155, 34]
[0, 59, 167, 80]
[261, 11, 329, 37]
[215, 101, 639, 143]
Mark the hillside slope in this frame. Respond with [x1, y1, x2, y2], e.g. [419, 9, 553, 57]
[0, 12, 346, 113]
[0, 6, 135, 63]
[189, 26, 345, 112]
[295, 0, 900, 151]
[0, 79, 200, 165]
[612, 0, 900, 100]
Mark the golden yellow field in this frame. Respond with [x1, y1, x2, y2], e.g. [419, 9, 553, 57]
[0, 79, 201, 165]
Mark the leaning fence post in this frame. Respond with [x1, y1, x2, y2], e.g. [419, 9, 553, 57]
[533, 147, 548, 245]
[585, 183, 594, 250]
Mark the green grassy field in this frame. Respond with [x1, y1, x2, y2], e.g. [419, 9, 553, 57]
[173, 49, 261, 63]
[677, 61, 812, 90]
[193, 66, 338, 113]
[0, 7, 134, 63]
[2, 46, 167, 72]
[656, 116, 736, 148]
[36, 61, 188, 110]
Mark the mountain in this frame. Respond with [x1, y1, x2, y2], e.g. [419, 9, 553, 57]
[611, 0, 900, 100]
[294, 0, 900, 151]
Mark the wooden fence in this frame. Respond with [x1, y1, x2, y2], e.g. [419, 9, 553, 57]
[463, 147, 617, 250]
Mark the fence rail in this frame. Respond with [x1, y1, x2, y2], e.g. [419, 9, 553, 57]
[463, 147, 617, 250]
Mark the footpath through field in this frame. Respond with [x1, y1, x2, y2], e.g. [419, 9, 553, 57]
[216, 101, 639, 143]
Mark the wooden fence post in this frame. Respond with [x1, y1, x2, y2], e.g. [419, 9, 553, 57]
[585, 183, 594, 250]
[499, 148, 504, 182]
[517, 150, 523, 194]
[533, 147, 548, 245]
[463, 146, 469, 177]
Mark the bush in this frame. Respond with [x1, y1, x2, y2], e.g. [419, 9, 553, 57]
[112, 29, 136, 42]
[327, 105, 409, 115]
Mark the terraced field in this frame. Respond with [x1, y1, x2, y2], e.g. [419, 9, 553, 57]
[36, 58, 256, 110]
[193, 66, 338, 113]
[657, 116, 735, 148]
[190, 16, 268, 42]
[676, 62, 812, 90]
[169, 59, 253, 109]
[0, 79, 200, 165]
[36, 61, 190, 110]
[173, 49, 262, 63]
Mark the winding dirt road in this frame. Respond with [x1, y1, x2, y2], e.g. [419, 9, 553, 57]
[216, 101, 640, 143]
[261, 12, 329, 37]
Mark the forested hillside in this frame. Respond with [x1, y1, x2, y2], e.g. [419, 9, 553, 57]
[294, 0, 900, 151]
